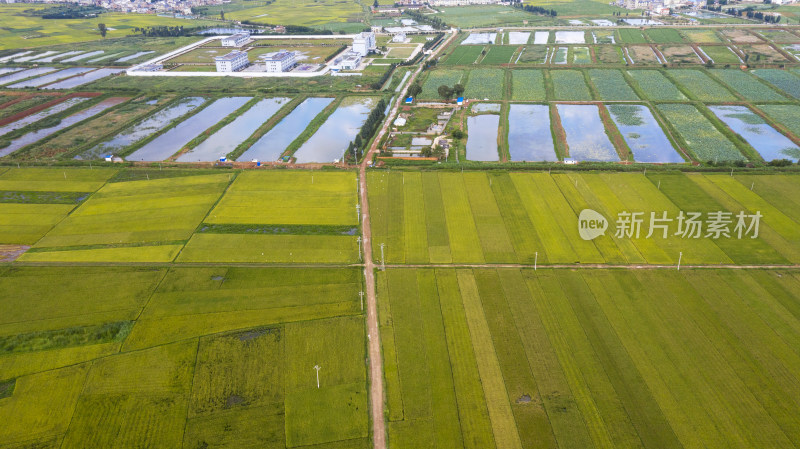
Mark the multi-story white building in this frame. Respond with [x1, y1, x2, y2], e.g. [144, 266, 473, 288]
[221, 32, 251, 47]
[215, 50, 249, 72]
[352, 32, 376, 57]
[262, 50, 296, 72]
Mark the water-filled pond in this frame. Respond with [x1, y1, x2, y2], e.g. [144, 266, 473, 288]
[177, 97, 290, 162]
[607, 104, 683, 163]
[0, 98, 126, 158]
[0, 68, 22, 76]
[14, 51, 58, 62]
[8, 68, 94, 88]
[35, 51, 84, 63]
[127, 97, 251, 161]
[508, 32, 530, 45]
[0, 67, 56, 86]
[238, 97, 333, 161]
[472, 103, 501, 113]
[44, 69, 124, 90]
[709, 105, 800, 162]
[293, 97, 376, 163]
[79, 97, 206, 159]
[466, 114, 499, 161]
[0, 97, 89, 137]
[61, 51, 104, 63]
[508, 104, 557, 161]
[555, 31, 585, 44]
[462, 33, 496, 45]
[557, 104, 620, 162]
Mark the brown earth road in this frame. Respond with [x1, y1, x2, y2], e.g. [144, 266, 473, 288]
[358, 30, 458, 449]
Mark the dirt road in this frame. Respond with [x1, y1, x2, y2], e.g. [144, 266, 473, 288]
[358, 30, 458, 449]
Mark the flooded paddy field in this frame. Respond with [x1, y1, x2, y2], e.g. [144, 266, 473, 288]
[127, 97, 251, 161]
[0, 98, 127, 158]
[507, 104, 556, 162]
[466, 114, 499, 161]
[607, 104, 683, 163]
[709, 105, 800, 162]
[293, 97, 377, 164]
[0, 97, 89, 138]
[7, 68, 94, 89]
[79, 97, 206, 160]
[558, 104, 619, 162]
[43, 69, 124, 90]
[238, 97, 333, 162]
[177, 97, 290, 162]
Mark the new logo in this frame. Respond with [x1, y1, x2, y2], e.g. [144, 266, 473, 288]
[578, 209, 608, 241]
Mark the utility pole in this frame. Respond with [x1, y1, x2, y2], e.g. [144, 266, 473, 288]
[380, 243, 385, 271]
[677, 252, 683, 271]
[534, 252, 538, 271]
[356, 203, 361, 224]
[357, 236, 362, 261]
[359, 290, 364, 311]
[314, 365, 321, 389]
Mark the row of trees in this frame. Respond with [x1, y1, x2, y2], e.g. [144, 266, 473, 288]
[725, 8, 782, 22]
[511, 3, 558, 17]
[132, 26, 194, 37]
[346, 98, 388, 163]
[403, 9, 447, 29]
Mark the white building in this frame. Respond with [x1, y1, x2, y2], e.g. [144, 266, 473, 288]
[215, 50, 249, 72]
[221, 32, 251, 47]
[332, 51, 362, 70]
[262, 50, 296, 73]
[352, 32, 377, 57]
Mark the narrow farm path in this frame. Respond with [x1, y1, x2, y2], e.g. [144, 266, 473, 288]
[358, 30, 458, 449]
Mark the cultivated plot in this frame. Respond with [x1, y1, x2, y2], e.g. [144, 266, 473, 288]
[180, 171, 359, 263]
[379, 267, 800, 449]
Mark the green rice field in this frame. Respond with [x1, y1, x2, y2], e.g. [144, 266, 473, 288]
[366, 171, 800, 265]
[379, 266, 800, 449]
[0, 266, 368, 449]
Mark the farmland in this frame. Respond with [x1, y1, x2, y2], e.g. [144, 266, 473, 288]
[550, 70, 592, 100]
[657, 104, 747, 162]
[0, 266, 368, 448]
[0, 170, 361, 264]
[3, 17, 800, 449]
[511, 70, 546, 100]
[588, 69, 639, 100]
[0, 5, 216, 49]
[480, 46, 517, 65]
[443, 46, 483, 65]
[366, 171, 800, 265]
[627, 70, 687, 101]
[379, 267, 800, 449]
[463, 68, 505, 100]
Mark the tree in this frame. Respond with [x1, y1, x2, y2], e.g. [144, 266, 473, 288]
[438, 85, 454, 99]
[220, 10, 225, 20]
[373, 0, 378, 7]
[407, 82, 422, 98]
[453, 83, 464, 96]
[98, 23, 107, 38]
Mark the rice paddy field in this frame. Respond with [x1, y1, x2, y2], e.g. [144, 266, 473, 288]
[3, 21, 800, 449]
[378, 266, 800, 449]
[3, 166, 800, 448]
[0, 265, 369, 449]
[0, 5, 216, 49]
[367, 171, 800, 265]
